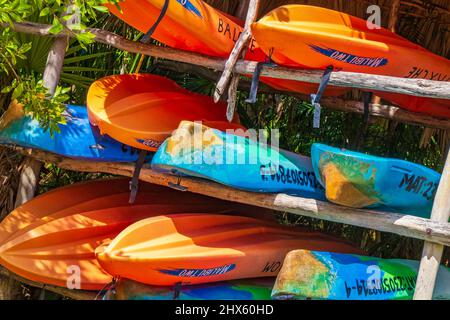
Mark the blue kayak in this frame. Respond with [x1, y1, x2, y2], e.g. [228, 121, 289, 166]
[151, 121, 325, 199]
[311, 143, 441, 217]
[272, 250, 450, 300]
[0, 103, 146, 162]
[104, 278, 274, 300]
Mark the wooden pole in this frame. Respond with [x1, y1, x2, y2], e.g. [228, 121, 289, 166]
[213, 0, 260, 103]
[7, 10, 70, 300]
[388, 0, 401, 32]
[14, 19, 69, 208]
[14, 157, 43, 208]
[6, 22, 450, 100]
[414, 149, 450, 299]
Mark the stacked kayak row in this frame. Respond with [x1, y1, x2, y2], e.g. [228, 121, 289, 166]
[106, 1, 450, 119]
[1, 69, 443, 220]
[0, 97, 442, 218]
[1, 100, 440, 218]
[0, 178, 360, 293]
[0, 1, 448, 301]
[1, 179, 448, 300]
[152, 121, 441, 218]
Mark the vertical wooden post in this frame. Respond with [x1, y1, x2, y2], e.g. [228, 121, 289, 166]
[213, 0, 260, 104]
[371, 0, 401, 108]
[14, 32, 69, 209]
[413, 149, 450, 299]
[388, 0, 401, 32]
[14, 157, 43, 207]
[16, 6, 71, 207]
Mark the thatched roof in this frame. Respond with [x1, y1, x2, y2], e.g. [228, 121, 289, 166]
[206, 0, 450, 58]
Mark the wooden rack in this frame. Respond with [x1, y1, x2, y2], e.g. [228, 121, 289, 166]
[1, 1, 449, 300]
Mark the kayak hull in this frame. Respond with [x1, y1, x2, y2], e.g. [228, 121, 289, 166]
[96, 213, 362, 286]
[252, 5, 450, 118]
[87, 74, 245, 152]
[106, 0, 346, 97]
[0, 179, 273, 290]
[311, 143, 441, 217]
[151, 121, 325, 199]
[272, 250, 450, 300]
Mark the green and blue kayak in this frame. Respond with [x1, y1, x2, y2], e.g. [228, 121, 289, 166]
[311, 143, 441, 217]
[272, 250, 450, 300]
[151, 121, 325, 200]
[104, 278, 274, 300]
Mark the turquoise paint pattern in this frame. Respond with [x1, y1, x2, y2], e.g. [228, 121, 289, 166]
[105, 278, 274, 300]
[0, 105, 147, 162]
[272, 250, 450, 300]
[152, 127, 325, 199]
[311, 143, 441, 217]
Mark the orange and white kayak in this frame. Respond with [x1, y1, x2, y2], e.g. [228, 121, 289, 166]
[252, 5, 450, 118]
[0, 179, 273, 290]
[95, 214, 362, 286]
[105, 0, 346, 97]
[87, 74, 246, 151]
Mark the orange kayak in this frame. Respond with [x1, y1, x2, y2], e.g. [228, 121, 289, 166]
[96, 214, 362, 286]
[0, 179, 274, 290]
[106, 0, 346, 97]
[252, 5, 450, 118]
[87, 74, 246, 151]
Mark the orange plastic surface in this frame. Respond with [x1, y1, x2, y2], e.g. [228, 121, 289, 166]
[96, 214, 362, 286]
[105, 0, 346, 97]
[87, 74, 246, 151]
[0, 179, 273, 290]
[252, 5, 450, 118]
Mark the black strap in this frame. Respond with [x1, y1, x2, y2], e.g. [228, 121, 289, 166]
[173, 282, 183, 300]
[129, 150, 148, 204]
[311, 66, 334, 105]
[245, 61, 277, 104]
[311, 66, 334, 128]
[141, 0, 170, 43]
[246, 48, 276, 104]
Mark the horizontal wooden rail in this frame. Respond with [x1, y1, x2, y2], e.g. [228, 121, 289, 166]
[155, 60, 450, 130]
[13, 147, 450, 247]
[5, 21, 450, 100]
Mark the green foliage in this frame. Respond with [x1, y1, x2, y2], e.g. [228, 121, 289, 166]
[2, 75, 69, 135]
[0, 0, 121, 132]
[0, 28, 31, 77]
[0, 0, 32, 25]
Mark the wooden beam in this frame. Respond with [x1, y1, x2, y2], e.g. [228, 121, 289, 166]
[155, 60, 450, 130]
[5, 21, 450, 100]
[12, 148, 450, 247]
[414, 149, 450, 300]
[213, 0, 259, 102]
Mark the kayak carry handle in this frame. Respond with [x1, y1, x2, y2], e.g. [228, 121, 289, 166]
[311, 65, 334, 129]
[129, 149, 148, 204]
